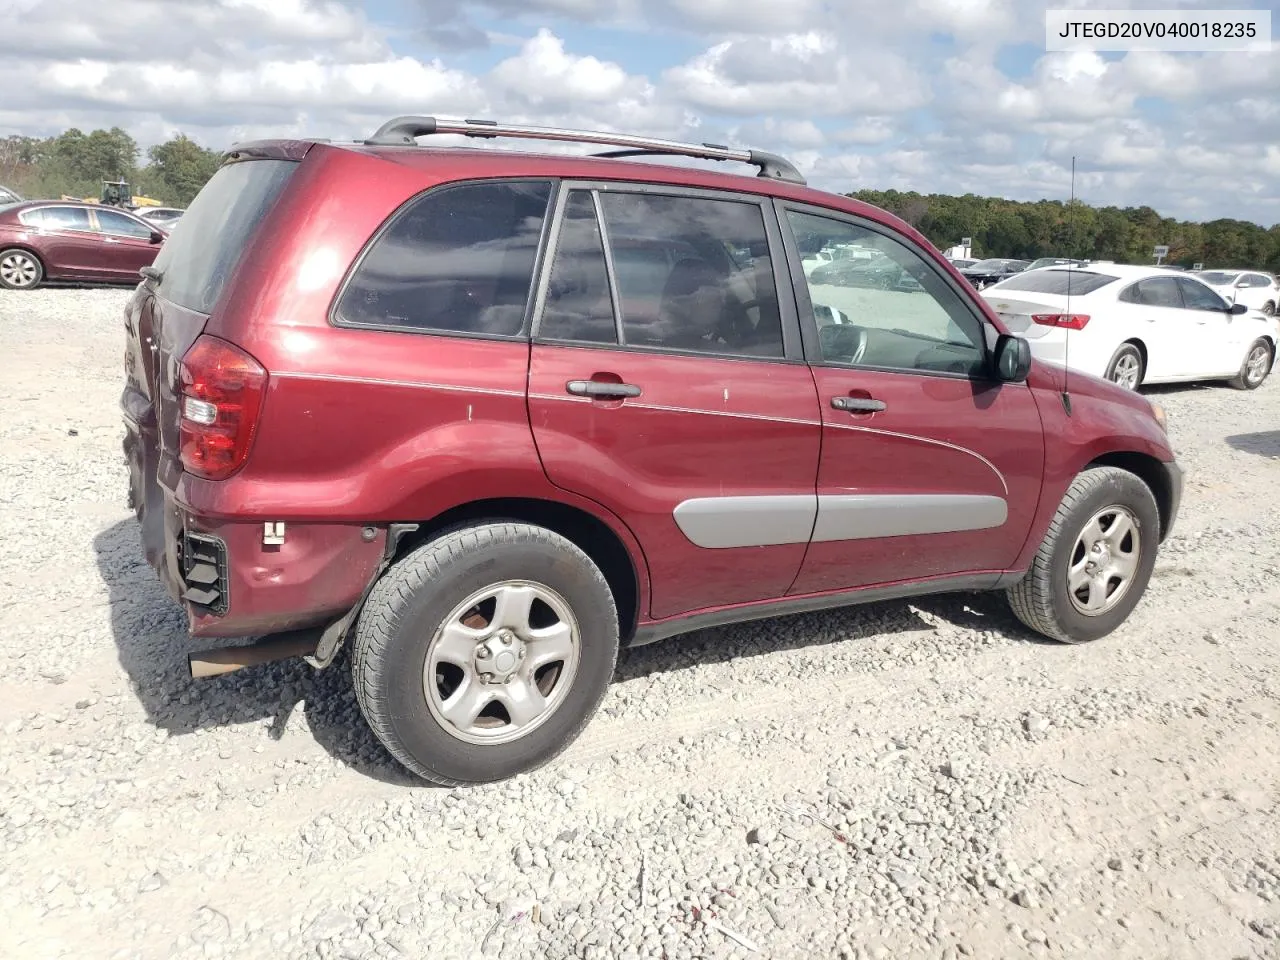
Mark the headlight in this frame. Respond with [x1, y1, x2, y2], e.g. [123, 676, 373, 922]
[1149, 400, 1168, 433]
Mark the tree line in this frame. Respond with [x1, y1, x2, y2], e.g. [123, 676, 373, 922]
[0, 127, 222, 207]
[851, 189, 1280, 273]
[1, 126, 1277, 272]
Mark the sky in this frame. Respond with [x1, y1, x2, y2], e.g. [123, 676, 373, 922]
[0, 0, 1276, 226]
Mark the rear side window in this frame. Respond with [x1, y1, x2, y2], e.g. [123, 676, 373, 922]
[39, 206, 92, 231]
[151, 159, 296, 314]
[337, 180, 552, 337]
[537, 188, 785, 359]
[993, 269, 1117, 296]
[1120, 277, 1183, 308]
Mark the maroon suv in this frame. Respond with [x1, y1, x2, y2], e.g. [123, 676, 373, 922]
[121, 116, 1183, 785]
[0, 201, 165, 289]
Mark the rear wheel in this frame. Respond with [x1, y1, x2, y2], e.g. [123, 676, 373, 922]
[1104, 343, 1144, 391]
[1230, 338, 1272, 390]
[352, 522, 619, 785]
[1007, 466, 1159, 643]
[0, 249, 42, 289]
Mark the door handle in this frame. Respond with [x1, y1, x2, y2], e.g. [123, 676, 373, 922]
[832, 396, 886, 413]
[103, 237, 120, 244]
[566, 379, 641, 399]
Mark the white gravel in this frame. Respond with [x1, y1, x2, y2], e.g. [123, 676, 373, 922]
[3, 286, 1280, 960]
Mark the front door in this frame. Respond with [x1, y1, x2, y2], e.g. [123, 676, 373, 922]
[1175, 276, 1244, 376]
[527, 184, 821, 619]
[93, 209, 161, 281]
[777, 203, 1045, 595]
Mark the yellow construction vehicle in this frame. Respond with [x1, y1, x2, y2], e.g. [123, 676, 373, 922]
[60, 181, 163, 210]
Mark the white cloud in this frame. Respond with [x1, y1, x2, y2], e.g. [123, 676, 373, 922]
[664, 33, 930, 116]
[0, 0, 1274, 225]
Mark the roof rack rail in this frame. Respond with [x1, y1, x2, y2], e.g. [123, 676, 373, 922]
[364, 115, 806, 185]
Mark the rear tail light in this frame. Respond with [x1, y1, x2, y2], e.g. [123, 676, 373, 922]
[1031, 313, 1090, 330]
[178, 335, 267, 480]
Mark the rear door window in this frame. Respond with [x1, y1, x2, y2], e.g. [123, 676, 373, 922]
[39, 206, 92, 232]
[336, 180, 553, 337]
[151, 158, 297, 314]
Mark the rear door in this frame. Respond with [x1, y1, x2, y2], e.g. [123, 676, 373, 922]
[527, 183, 821, 620]
[777, 202, 1044, 594]
[93, 208, 161, 281]
[29, 205, 104, 278]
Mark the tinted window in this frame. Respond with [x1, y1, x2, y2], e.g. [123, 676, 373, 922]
[538, 191, 617, 344]
[596, 192, 783, 358]
[1197, 271, 1237, 286]
[1178, 278, 1227, 311]
[40, 206, 92, 231]
[152, 159, 295, 314]
[788, 210, 985, 377]
[338, 181, 551, 336]
[993, 269, 1117, 296]
[1245, 273, 1272, 288]
[1125, 278, 1183, 308]
[96, 209, 153, 239]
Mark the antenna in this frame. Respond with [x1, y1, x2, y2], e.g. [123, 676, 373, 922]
[1062, 156, 1076, 415]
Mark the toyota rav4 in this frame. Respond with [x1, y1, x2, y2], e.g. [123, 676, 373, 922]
[121, 116, 1183, 785]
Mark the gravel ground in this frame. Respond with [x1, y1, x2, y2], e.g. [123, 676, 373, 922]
[2, 287, 1280, 960]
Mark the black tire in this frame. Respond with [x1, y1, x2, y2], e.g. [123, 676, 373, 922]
[1229, 338, 1272, 391]
[1006, 466, 1159, 643]
[0, 248, 43, 290]
[1104, 343, 1144, 390]
[352, 522, 619, 785]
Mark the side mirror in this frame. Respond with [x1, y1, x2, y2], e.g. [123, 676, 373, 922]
[994, 334, 1032, 382]
[149, 230, 165, 244]
[1229, 302, 1248, 315]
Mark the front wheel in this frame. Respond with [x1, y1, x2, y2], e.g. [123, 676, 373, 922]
[1007, 466, 1160, 643]
[1230, 338, 1272, 390]
[352, 522, 619, 785]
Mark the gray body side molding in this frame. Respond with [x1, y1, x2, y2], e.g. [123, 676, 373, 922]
[672, 496, 818, 549]
[811, 494, 1008, 542]
[673, 493, 1007, 548]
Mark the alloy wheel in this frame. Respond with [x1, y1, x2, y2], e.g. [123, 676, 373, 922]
[1245, 342, 1270, 387]
[1111, 353, 1141, 390]
[0, 251, 39, 288]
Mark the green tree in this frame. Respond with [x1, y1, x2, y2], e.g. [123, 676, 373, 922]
[144, 134, 223, 205]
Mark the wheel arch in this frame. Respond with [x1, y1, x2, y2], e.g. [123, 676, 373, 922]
[392, 497, 643, 643]
[1121, 337, 1147, 369]
[1085, 451, 1174, 539]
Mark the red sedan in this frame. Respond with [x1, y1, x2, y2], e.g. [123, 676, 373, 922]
[0, 200, 165, 290]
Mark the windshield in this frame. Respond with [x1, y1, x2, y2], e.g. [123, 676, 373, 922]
[1197, 271, 1238, 285]
[151, 158, 296, 314]
[1027, 257, 1079, 270]
[968, 258, 1015, 270]
[990, 269, 1119, 296]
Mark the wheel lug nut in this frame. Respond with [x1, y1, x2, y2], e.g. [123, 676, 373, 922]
[477, 647, 491, 659]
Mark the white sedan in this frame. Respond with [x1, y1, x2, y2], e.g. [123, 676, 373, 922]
[1196, 269, 1279, 316]
[981, 263, 1279, 391]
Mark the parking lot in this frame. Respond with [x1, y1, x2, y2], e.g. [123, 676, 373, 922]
[3, 286, 1280, 959]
